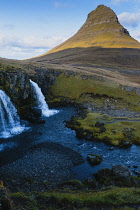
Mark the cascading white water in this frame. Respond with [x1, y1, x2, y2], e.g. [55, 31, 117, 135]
[0, 90, 26, 138]
[30, 80, 58, 117]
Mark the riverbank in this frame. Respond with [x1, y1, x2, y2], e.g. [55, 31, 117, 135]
[0, 142, 84, 192]
[66, 106, 140, 146]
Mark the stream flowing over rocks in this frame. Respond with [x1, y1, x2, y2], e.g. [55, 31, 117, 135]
[1, 107, 140, 192]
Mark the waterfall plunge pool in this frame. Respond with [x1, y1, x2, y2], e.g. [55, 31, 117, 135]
[0, 107, 140, 181]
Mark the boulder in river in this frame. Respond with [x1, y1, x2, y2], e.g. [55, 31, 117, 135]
[87, 154, 102, 166]
[133, 169, 140, 176]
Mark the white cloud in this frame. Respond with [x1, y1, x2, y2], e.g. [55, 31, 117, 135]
[135, 30, 140, 38]
[132, 30, 140, 42]
[22, 36, 67, 48]
[118, 12, 140, 28]
[111, 0, 128, 4]
[54, 1, 72, 8]
[0, 46, 48, 60]
[0, 34, 68, 59]
[0, 35, 67, 48]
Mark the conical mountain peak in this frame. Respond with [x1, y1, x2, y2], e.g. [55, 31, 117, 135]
[38, 5, 140, 56]
[87, 4, 118, 24]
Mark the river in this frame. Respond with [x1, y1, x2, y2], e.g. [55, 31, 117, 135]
[0, 107, 140, 181]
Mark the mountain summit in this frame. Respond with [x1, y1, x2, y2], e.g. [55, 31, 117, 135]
[44, 5, 140, 55]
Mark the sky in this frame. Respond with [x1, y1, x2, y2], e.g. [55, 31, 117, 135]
[0, 0, 140, 60]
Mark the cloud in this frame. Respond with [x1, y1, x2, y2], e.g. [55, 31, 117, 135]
[135, 31, 140, 38]
[111, 0, 128, 4]
[0, 46, 48, 60]
[0, 34, 67, 48]
[54, 1, 72, 8]
[21, 36, 67, 48]
[118, 12, 140, 28]
[0, 34, 68, 59]
[133, 30, 140, 42]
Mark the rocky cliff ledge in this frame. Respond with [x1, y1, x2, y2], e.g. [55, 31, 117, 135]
[0, 65, 63, 119]
[0, 69, 32, 118]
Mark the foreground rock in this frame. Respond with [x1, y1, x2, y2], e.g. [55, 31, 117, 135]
[112, 165, 131, 179]
[93, 165, 140, 189]
[0, 142, 84, 193]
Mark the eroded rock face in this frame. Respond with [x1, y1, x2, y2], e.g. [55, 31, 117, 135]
[0, 68, 61, 119]
[83, 5, 119, 28]
[29, 68, 61, 99]
[0, 71, 30, 100]
[0, 70, 32, 119]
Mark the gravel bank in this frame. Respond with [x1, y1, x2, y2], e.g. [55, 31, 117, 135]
[0, 142, 84, 192]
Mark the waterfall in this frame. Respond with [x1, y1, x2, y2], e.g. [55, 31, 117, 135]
[0, 90, 26, 138]
[30, 80, 58, 117]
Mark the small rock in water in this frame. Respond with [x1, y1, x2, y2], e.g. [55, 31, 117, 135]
[87, 154, 102, 166]
[133, 165, 138, 169]
[133, 170, 140, 176]
[108, 147, 114, 151]
[120, 141, 132, 148]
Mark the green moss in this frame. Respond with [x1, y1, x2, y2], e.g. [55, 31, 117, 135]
[60, 179, 84, 190]
[10, 188, 140, 209]
[11, 192, 38, 210]
[67, 111, 140, 146]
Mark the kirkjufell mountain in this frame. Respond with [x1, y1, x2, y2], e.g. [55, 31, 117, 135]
[39, 5, 140, 57]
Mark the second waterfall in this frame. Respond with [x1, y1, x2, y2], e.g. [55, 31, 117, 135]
[30, 80, 58, 117]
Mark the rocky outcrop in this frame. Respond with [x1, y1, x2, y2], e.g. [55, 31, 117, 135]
[120, 85, 140, 96]
[0, 70, 32, 118]
[112, 165, 131, 179]
[93, 165, 140, 189]
[0, 67, 61, 119]
[29, 67, 61, 99]
[0, 70, 30, 101]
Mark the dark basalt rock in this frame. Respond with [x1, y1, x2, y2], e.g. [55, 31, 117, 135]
[94, 168, 113, 186]
[87, 154, 102, 166]
[0, 70, 32, 119]
[0, 67, 61, 120]
[31, 107, 42, 118]
[95, 121, 104, 128]
[112, 165, 131, 179]
[93, 165, 139, 188]
[119, 141, 132, 148]
[75, 128, 93, 140]
[133, 170, 140, 176]
[83, 177, 97, 189]
[95, 121, 106, 133]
